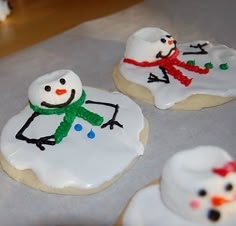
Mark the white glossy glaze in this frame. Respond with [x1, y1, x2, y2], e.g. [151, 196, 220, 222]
[122, 184, 236, 226]
[1, 81, 145, 189]
[122, 146, 236, 225]
[120, 27, 236, 109]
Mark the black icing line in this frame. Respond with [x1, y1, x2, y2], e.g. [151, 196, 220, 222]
[148, 66, 170, 84]
[85, 100, 123, 129]
[183, 42, 208, 55]
[15, 112, 55, 151]
[156, 41, 177, 59]
[41, 89, 75, 108]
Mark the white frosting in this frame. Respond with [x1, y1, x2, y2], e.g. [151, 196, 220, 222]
[120, 27, 236, 109]
[0, 70, 145, 190]
[122, 184, 236, 226]
[0, 0, 10, 21]
[122, 146, 236, 225]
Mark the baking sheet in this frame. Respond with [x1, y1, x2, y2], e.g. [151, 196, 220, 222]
[0, 0, 236, 225]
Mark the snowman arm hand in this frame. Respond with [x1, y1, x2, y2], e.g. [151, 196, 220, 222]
[15, 112, 55, 150]
[15, 111, 40, 142]
[35, 135, 55, 151]
[182, 42, 208, 55]
[85, 100, 123, 129]
[148, 67, 170, 84]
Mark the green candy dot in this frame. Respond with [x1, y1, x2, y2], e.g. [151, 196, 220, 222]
[204, 62, 213, 69]
[187, 60, 195, 65]
[219, 63, 228, 70]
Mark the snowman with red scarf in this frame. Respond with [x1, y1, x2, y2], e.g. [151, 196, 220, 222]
[123, 27, 209, 87]
[118, 27, 236, 109]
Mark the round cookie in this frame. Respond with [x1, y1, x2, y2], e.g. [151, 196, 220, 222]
[113, 27, 236, 110]
[116, 146, 236, 226]
[0, 69, 148, 195]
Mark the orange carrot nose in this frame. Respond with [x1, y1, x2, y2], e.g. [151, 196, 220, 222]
[168, 40, 173, 45]
[211, 196, 231, 206]
[56, 89, 67, 95]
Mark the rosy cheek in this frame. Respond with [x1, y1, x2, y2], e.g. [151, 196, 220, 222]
[232, 192, 236, 200]
[190, 200, 201, 209]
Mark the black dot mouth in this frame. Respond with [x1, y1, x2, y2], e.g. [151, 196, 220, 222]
[208, 209, 221, 222]
[41, 89, 75, 108]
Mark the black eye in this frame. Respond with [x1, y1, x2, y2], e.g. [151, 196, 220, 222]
[225, 183, 233, 191]
[198, 189, 207, 197]
[160, 38, 166, 43]
[44, 85, 51, 92]
[166, 35, 172, 38]
[60, 78, 66, 85]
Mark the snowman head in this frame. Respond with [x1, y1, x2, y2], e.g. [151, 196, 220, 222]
[28, 70, 83, 109]
[124, 27, 177, 62]
[160, 146, 236, 223]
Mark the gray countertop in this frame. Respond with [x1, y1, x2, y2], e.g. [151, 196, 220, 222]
[0, 0, 236, 225]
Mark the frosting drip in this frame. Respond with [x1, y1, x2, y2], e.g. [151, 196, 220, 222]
[1, 87, 145, 190]
[120, 27, 236, 109]
[122, 146, 236, 225]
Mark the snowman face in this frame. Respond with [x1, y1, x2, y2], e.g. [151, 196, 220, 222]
[188, 173, 236, 222]
[28, 70, 83, 108]
[154, 34, 177, 59]
[124, 27, 177, 62]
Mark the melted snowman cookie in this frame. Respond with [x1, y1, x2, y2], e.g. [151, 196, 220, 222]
[116, 146, 236, 226]
[0, 69, 148, 194]
[113, 27, 236, 110]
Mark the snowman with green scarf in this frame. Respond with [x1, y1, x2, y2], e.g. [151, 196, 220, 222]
[16, 69, 123, 151]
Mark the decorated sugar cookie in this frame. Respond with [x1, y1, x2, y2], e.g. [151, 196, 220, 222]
[116, 146, 236, 226]
[113, 27, 236, 110]
[0, 69, 148, 194]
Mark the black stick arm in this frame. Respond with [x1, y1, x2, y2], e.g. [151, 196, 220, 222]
[15, 112, 55, 151]
[148, 66, 170, 84]
[15, 112, 40, 142]
[183, 42, 208, 55]
[85, 100, 123, 129]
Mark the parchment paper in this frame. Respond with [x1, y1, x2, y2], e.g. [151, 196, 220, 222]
[0, 0, 235, 225]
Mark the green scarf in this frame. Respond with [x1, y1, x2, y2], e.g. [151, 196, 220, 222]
[30, 90, 104, 144]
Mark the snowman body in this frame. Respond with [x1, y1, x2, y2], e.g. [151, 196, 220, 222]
[122, 146, 236, 225]
[120, 27, 236, 109]
[0, 70, 146, 193]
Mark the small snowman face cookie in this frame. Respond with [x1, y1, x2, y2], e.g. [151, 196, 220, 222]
[0, 69, 148, 194]
[113, 27, 236, 110]
[117, 146, 236, 226]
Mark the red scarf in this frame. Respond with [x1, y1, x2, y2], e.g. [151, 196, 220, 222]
[123, 48, 209, 87]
